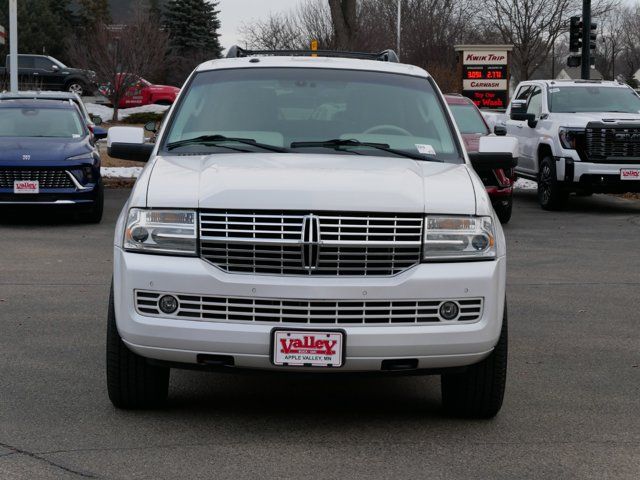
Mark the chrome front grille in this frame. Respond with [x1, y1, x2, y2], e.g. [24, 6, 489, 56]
[586, 126, 640, 163]
[0, 169, 75, 188]
[135, 291, 484, 325]
[199, 210, 423, 276]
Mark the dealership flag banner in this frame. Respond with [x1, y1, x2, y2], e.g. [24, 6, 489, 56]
[0, 25, 6, 45]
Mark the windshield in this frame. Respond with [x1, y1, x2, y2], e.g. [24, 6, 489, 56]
[0, 107, 85, 138]
[449, 103, 489, 135]
[162, 67, 462, 162]
[548, 86, 640, 113]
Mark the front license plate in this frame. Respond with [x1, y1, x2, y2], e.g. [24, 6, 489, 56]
[272, 330, 344, 368]
[620, 169, 640, 180]
[14, 180, 39, 194]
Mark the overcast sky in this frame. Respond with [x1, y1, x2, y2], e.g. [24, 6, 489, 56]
[218, 0, 306, 51]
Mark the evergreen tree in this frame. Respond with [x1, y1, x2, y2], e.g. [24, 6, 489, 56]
[77, 0, 112, 26]
[0, 0, 75, 60]
[163, 0, 222, 58]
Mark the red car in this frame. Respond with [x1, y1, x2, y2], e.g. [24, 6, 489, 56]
[99, 74, 180, 109]
[445, 94, 515, 223]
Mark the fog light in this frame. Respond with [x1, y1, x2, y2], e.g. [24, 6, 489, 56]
[471, 235, 489, 251]
[130, 227, 149, 243]
[158, 295, 179, 314]
[439, 301, 459, 321]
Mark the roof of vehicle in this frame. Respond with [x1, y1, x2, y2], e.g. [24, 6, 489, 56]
[0, 98, 78, 109]
[520, 79, 630, 88]
[444, 94, 475, 105]
[196, 55, 430, 78]
[0, 91, 81, 101]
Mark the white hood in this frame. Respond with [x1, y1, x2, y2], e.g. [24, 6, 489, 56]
[145, 154, 478, 215]
[552, 112, 640, 126]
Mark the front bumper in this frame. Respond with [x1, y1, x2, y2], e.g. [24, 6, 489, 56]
[557, 157, 640, 192]
[113, 248, 507, 373]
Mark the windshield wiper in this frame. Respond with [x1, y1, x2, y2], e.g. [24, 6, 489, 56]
[166, 135, 289, 153]
[290, 138, 442, 162]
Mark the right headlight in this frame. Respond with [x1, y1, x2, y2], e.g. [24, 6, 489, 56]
[558, 127, 585, 150]
[124, 208, 197, 255]
[423, 215, 496, 261]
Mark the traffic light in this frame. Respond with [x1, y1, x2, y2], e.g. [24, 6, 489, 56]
[589, 22, 597, 50]
[569, 16, 582, 52]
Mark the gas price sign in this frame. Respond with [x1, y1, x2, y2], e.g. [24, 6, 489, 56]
[455, 45, 513, 110]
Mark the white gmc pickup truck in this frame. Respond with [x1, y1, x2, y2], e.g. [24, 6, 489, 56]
[497, 79, 640, 209]
[105, 47, 517, 418]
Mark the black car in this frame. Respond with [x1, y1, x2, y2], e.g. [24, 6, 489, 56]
[0, 99, 104, 222]
[0, 55, 97, 96]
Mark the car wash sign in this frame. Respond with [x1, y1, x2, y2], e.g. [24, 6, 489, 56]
[455, 45, 513, 110]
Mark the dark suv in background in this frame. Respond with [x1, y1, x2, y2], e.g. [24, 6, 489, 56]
[0, 54, 97, 96]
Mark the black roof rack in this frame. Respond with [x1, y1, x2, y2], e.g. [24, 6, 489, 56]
[226, 45, 399, 63]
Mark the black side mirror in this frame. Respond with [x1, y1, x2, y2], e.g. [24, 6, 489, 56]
[51, 64, 60, 72]
[469, 152, 518, 171]
[144, 121, 158, 133]
[494, 125, 507, 136]
[527, 117, 538, 129]
[108, 143, 154, 162]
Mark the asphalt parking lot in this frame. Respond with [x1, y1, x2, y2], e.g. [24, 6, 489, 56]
[1, 189, 639, 480]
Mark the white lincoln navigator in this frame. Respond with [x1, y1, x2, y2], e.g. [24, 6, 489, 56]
[106, 47, 517, 418]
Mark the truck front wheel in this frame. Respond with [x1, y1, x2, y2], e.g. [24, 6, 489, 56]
[441, 304, 508, 419]
[537, 157, 568, 211]
[106, 284, 170, 409]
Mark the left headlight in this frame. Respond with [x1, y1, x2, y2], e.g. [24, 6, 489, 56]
[423, 215, 496, 261]
[124, 208, 197, 256]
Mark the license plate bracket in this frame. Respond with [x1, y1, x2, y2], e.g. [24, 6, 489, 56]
[620, 168, 640, 180]
[14, 180, 39, 194]
[271, 329, 345, 368]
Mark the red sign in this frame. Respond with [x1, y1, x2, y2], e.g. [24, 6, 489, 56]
[463, 91, 508, 109]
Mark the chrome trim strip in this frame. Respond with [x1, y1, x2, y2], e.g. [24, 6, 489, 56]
[0, 200, 79, 205]
[65, 170, 89, 191]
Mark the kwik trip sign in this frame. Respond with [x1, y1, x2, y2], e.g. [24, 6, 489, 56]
[455, 45, 513, 110]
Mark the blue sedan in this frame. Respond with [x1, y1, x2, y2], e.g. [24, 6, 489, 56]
[0, 99, 104, 222]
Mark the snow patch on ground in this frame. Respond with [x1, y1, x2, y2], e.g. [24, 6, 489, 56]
[86, 103, 170, 121]
[102, 167, 143, 178]
[515, 178, 537, 190]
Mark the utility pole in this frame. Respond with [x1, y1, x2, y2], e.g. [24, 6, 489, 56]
[397, 0, 401, 58]
[581, 0, 591, 79]
[9, 0, 18, 92]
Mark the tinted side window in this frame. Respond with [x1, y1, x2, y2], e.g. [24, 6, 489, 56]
[33, 57, 55, 70]
[527, 87, 543, 117]
[515, 86, 532, 101]
[17, 56, 35, 69]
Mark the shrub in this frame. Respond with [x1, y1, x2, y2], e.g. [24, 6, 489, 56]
[121, 112, 165, 124]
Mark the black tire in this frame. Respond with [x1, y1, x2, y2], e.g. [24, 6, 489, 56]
[106, 283, 170, 409]
[66, 80, 86, 96]
[537, 157, 568, 211]
[77, 182, 104, 223]
[494, 197, 513, 224]
[441, 304, 508, 419]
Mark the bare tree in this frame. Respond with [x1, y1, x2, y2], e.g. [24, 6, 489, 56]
[68, 6, 169, 121]
[328, 0, 358, 49]
[480, 0, 618, 82]
[240, 0, 333, 50]
[596, 6, 625, 79]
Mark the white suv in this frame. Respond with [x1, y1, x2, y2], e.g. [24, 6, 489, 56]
[500, 79, 640, 209]
[106, 47, 517, 418]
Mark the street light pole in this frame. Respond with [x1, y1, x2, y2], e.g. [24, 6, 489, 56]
[9, 0, 18, 92]
[397, 0, 401, 58]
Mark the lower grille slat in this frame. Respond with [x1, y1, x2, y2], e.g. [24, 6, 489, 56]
[135, 291, 483, 325]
